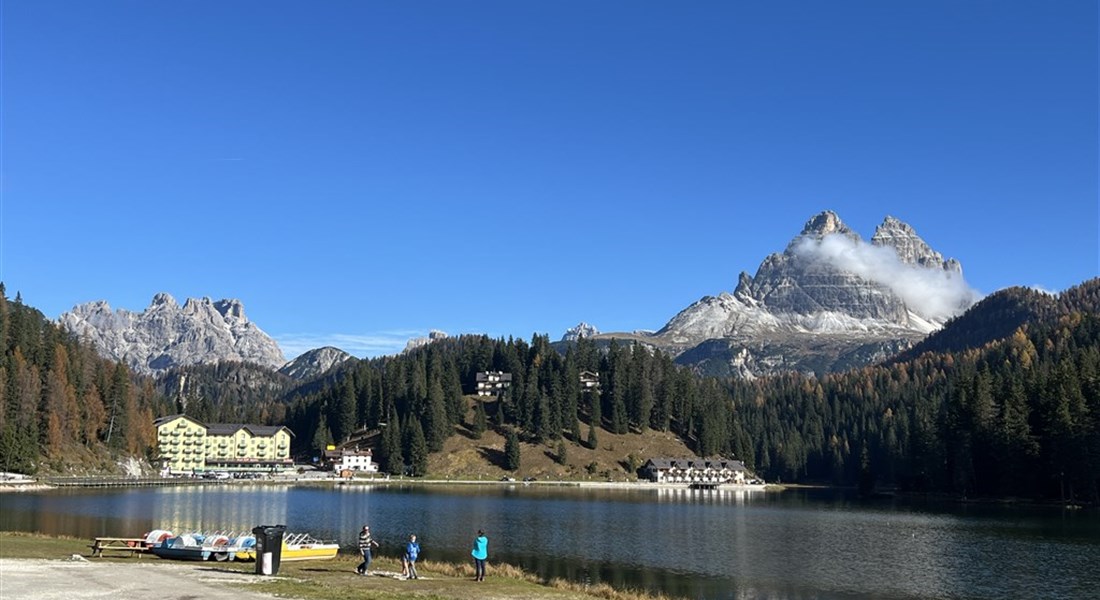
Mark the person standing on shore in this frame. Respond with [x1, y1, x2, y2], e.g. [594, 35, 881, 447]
[404, 534, 421, 580]
[356, 525, 379, 576]
[471, 529, 488, 582]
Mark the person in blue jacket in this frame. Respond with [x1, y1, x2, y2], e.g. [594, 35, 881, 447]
[404, 534, 421, 580]
[471, 529, 488, 582]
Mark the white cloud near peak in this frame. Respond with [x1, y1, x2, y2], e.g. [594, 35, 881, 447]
[792, 234, 982, 322]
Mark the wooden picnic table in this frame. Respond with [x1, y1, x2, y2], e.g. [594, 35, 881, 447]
[89, 537, 147, 558]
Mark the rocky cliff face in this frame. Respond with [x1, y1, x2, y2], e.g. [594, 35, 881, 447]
[278, 346, 355, 380]
[403, 330, 450, 353]
[59, 293, 286, 376]
[584, 211, 979, 378]
[561, 322, 600, 341]
[870, 216, 961, 272]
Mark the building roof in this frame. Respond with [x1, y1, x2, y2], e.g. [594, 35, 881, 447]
[323, 447, 373, 459]
[155, 414, 293, 437]
[643, 457, 747, 471]
[154, 414, 205, 427]
[475, 371, 512, 382]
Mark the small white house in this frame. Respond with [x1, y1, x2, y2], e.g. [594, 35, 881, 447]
[324, 448, 379, 473]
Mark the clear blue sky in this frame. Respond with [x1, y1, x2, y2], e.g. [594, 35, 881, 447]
[2, 1, 1097, 359]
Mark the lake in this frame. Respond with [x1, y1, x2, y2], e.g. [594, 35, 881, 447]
[2, 483, 1097, 599]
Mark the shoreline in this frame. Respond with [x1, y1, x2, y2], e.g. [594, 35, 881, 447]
[4, 474, 780, 494]
[0, 532, 669, 600]
[9, 476, 1092, 509]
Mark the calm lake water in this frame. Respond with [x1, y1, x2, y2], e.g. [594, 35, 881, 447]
[2, 483, 1098, 599]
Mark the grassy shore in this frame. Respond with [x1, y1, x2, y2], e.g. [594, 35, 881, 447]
[0, 532, 674, 600]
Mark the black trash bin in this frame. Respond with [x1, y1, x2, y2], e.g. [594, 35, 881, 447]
[251, 524, 287, 575]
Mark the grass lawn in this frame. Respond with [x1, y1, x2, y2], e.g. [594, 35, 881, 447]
[0, 532, 669, 600]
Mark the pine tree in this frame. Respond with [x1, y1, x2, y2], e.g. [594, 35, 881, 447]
[472, 399, 487, 439]
[504, 428, 521, 471]
[556, 439, 568, 465]
[444, 361, 465, 425]
[425, 378, 449, 452]
[311, 415, 332, 457]
[105, 363, 132, 450]
[531, 390, 550, 442]
[589, 386, 602, 430]
[333, 377, 357, 443]
[382, 412, 404, 475]
[493, 392, 506, 429]
[607, 343, 629, 434]
[404, 417, 429, 477]
[562, 353, 580, 440]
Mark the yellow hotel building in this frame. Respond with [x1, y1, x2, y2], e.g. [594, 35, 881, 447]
[155, 414, 294, 474]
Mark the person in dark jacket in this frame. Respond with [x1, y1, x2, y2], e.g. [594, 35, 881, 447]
[356, 525, 379, 575]
[404, 534, 421, 579]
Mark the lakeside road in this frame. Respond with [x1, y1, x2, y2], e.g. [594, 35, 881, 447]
[0, 558, 281, 600]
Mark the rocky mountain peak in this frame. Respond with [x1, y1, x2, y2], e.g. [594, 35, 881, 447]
[793, 211, 858, 243]
[562, 322, 600, 342]
[214, 298, 246, 320]
[279, 346, 355, 380]
[59, 294, 285, 376]
[871, 216, 961, 273]
[151, 292, 178, 307]
[647, 210, 978, 378]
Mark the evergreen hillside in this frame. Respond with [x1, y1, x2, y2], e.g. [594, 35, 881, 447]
[155, 361, 295, 425]
[890, 285, 1059, 363]
[0, 286, 170, 474]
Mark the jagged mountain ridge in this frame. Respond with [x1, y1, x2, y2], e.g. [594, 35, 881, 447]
[562, 322, 600, 341]
[59, 293, 287, 376]
[581, 211, 979, 378]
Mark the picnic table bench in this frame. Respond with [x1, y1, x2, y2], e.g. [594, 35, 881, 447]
[89, 537, 147, 558]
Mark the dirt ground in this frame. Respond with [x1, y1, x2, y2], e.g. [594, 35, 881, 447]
[0, 558, 281, 600]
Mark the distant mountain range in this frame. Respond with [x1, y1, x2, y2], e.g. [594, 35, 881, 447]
[59, 210, 982, 381]
[60, 292, 363, 382]
[60, 293, 286, 376]
[564, 211, 981, 377]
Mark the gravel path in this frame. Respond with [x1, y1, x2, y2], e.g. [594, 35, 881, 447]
[0, 558, 283, 600]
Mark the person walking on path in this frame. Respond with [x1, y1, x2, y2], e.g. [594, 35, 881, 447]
[404, 534, 421, 580]
[471, 529, 488, 582]
[356, 525, 379, 576]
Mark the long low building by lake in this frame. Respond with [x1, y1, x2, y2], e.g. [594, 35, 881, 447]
[641, 457, 756, 485]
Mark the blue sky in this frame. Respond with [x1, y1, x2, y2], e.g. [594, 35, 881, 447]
[2, 1, 1096, 359]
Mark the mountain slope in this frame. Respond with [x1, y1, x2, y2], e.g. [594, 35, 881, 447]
[279, 346, 355, 380]
[891, 286, 1059, 362]
[583, 211, 980, 378]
